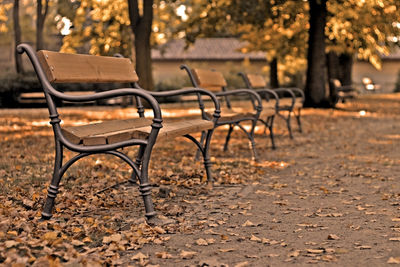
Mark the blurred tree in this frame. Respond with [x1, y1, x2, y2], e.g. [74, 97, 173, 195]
[0, 1, 12, 35]
[172, 0, 400, 106]
[304, 0, 328, 106]
[326, 0, 400, 86]
[128, 0, 154, 90]
[36, 0, 50, 50]
[13, 0, 23, 73]
[60, 0, 133, 56]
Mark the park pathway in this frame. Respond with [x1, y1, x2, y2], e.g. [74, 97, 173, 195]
[0, 94, 399, 266]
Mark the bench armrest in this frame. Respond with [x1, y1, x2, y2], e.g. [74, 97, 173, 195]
[287, 87, 305, 102]
[216, 89, 262, 114]
[273, 88, 296, 108]
[254, 89, 280, 109]
[149, 87, 221, 122]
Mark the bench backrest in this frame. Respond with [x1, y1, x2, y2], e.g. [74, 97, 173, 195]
[246, 74, 267, 88]
[37, 50, 138, 83]
[191, 68, 227, 92]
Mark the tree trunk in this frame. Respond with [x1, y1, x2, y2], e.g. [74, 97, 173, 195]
[36, 0, 49, 51]
[326, 51, 340, 81]
[13, 0, 23, 74]
[269, 57, 279, 88]
[128, 0, 154, 90]
[338, 53, 353, 86]
[304, 0, 328, 107]
[326, 51, 340, 104]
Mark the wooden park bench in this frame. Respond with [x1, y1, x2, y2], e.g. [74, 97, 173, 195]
[17, 44, 220, 221]
[329, 78, 358, 104]
[239, 73, 305, 139]
[181, 66, 269, 159]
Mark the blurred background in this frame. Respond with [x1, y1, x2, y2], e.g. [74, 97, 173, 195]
[0, 0, 399, 107]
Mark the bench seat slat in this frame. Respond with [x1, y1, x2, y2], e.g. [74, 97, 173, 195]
[62, 118, 152, 145]
[62, 118, 214, 146]
[133, 119, 214, 140]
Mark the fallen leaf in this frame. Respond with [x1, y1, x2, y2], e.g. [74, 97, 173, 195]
[131, 252, 148, 261]
[245, 255, 258, 258]
[328, 234, 340, 240]
[250, 235, 261, 242]
[153, 226, 166, 234]
[389, 237, 400, 242]
[288, 250, 300, 257]
[180, 250, 197, 259]
[387, 257, 400, 264]
[103, 234, 122, 244]
[357, 245, 371, 250]
[71, 239, 85, 246]
[242, 220, 255, 227]
[195, 238, 208, 246]
[5, 240, 18, 248]
[155, 251, 173, 259]
[42, 231, 59, 242]
[307, 249, 324, 254]
[219, 248, 235, 252]
[234, 261, 249, 267]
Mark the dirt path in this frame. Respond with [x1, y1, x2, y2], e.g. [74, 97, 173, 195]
[0, 94, 399, 266]
[131, 96, 400, 266]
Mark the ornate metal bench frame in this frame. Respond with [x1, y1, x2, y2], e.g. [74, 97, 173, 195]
[17, 44, 220, 221]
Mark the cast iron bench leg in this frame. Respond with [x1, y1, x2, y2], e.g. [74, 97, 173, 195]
[42, 140, 63, 219]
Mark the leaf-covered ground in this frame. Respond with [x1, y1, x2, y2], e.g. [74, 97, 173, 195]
[0, 94, 400, 266]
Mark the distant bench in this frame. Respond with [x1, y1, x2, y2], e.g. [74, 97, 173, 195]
[329, 79, 358, 104]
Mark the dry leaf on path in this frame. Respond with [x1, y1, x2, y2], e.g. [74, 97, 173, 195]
[234, 261, 249, 267]
[180, 250, 197, 259]
[387, 257, 400, 264]
[131, 252, 148, 261]
[307, 249, 324, 254]
[328, 234, 340, 240]
[103, 234, 122, 244]
[250, 235, 261, 242]
[155, 251, 173, 259]
[242, 220, 255, 227]
[195, 238, 208, 246]
[41, 231, 59, 242]
[288, 250, 300, 257]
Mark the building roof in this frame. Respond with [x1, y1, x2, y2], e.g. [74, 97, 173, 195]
[151, 38, 267, 61]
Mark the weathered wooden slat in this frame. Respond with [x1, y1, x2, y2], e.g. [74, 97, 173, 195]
[62, 118, 214, 146]
[132, 119, 214, 140]
[37, 50, 138, 83]
[62, 118, 152, 145]
[192, 68, 227, 91]
[247, 74, 267, 88]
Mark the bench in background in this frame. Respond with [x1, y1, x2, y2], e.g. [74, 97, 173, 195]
[181, 65, 266, 160]
[239, 73, 305, 139]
